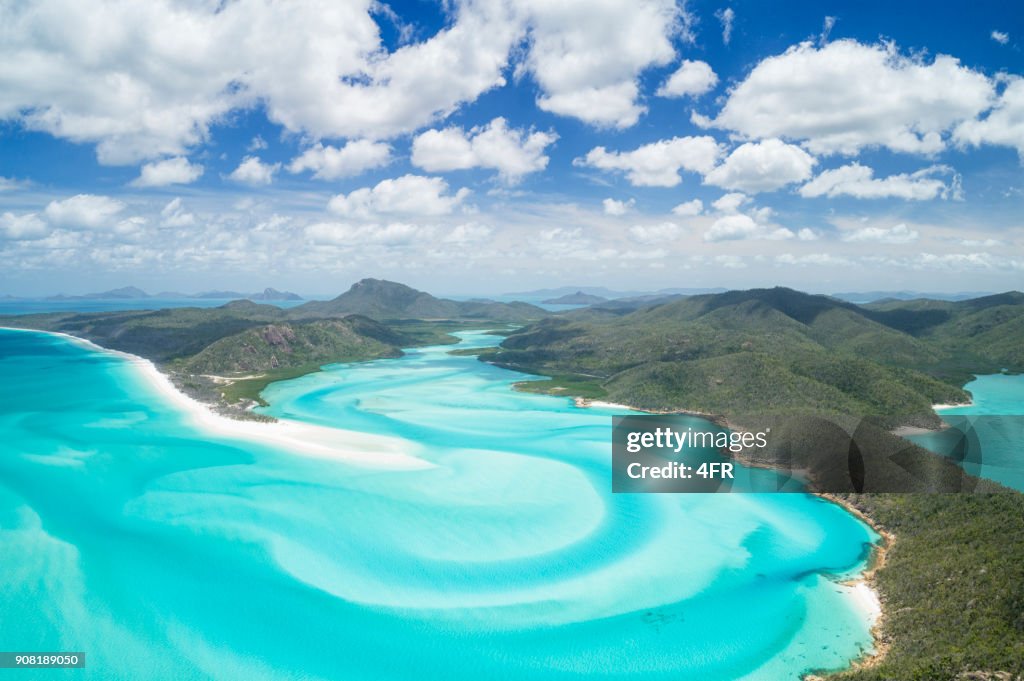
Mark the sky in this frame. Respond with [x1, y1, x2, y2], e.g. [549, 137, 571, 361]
[0, 0, 1022, 297]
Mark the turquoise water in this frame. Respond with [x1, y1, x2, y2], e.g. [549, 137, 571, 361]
[908, 374, 1024, 491]
[0, 329, 877, 680]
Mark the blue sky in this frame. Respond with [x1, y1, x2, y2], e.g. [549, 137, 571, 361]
[0, 0, 1021, 296]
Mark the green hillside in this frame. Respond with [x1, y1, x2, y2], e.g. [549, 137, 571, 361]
[290, 278, 548, 322]
[490, 287, 986, 426]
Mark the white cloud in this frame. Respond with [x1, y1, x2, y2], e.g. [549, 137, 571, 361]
[522, 0, 687, 128]
[328, 175, 470, 218]
[228, 156, 280, 185]
[130, 157, 204, 188]
[1, 212, 49, 240]
[704, 213, 794, 242]
[704, 139, 817, 193]
[819, 16, 836, 46]
[715, 8, 735, 46]
[954, 78, 1024, 161]
[701, 40, 996, 155]
[577, 136, 722, 187]
[711, 192, 749, 213]
[0, 0, 520, 163]
[799, 163, 955, 200]
[797, 228, 819, 241]
[44, 194, 126, 230]
[248, 135, 268, 151]
[671, 199, 703, 216]
[0, 177, 27, 192]
[629, 221, 682, 244]
[160, 198, 195, 228]
[776, 253, 850, 266]
[841, 223, 919, 244]
[656, 60, 718, 98]
[602, 198, 635, 215]
[411, 117, 557, 182]
[306, 221, 432, 247]
[443, 223, 493, 244]
[991, 30, 1009, 45]
[287, 140, 391, 180]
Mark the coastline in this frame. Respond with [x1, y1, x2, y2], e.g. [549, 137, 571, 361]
[572, 394, 889, 675]
[0, 326, 430, 471]
[816, 493, 894, 676]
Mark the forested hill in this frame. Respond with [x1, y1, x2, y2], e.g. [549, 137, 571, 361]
[489, 287, 1024, 426]
[290, 278, 547, 322]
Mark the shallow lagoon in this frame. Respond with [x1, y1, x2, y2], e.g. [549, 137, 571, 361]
[0, 329, 877, 680]
[909, 373, 1024, 491]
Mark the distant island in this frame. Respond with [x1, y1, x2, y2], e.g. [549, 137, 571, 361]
[31, 285, 303, 302]
[541, 291, 608, 305]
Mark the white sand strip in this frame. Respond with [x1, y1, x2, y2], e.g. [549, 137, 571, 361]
[1, 327, 430, 470]
[573, 397, 643, 412]
[850, 581, 882, 620]
[932, 401, 974, 411]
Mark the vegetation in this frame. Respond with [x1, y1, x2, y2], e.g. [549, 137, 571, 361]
[489, 287, 1024, 427]
[827, 493, 1024, 681]
[512, 374, 608, 399]
[0, 281, 537, 416]
[486, 287, 1024, 680]
[289, 278, 548, 322]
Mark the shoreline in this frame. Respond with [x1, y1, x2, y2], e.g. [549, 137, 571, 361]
[572, 394, 888, 674]
[816, 493, 894, 676]
[0, 326, 430, 471]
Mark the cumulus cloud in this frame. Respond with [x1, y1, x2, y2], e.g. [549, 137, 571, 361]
[954, 78, 1024, 161]
[443, 223, 493, 244]
[671, 199, 703, 216]
[776, 253, 850, 266]
[629, 222, 682, 244]
[841, 223, 919, 244]
[656, 60, 718, 98]
[1, 212, 49, 240]
[602, 198, 635, 215]
[411, 117, 557, 182]
[576, 136, 722, 187]
[0, 0, 529, 163]
[328, 175, 470, 218]
[287, 140, 392, 180]
[704, 214, 794, 242]
[44, 194, 126, 230]
[704, 139, 817, 193]
[306, 221, 432, 247]
[228, 156, 280, 185]
[160, 198, 195, 228]
[991, 30, 1009, 45]
[522, 0, 688, 128]
[799, 163, 956, 200]
[711, 192, 750, 213]
[130, 157, 204, 188]
[700, 40, 996, 155]
[0, 0, 694, 163]
[715, 8, 735, 45]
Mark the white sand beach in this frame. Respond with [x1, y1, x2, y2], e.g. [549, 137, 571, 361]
[932, 401, 974, 411]
[2, 327, 431, 471]
[573, 397, 643, 412]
